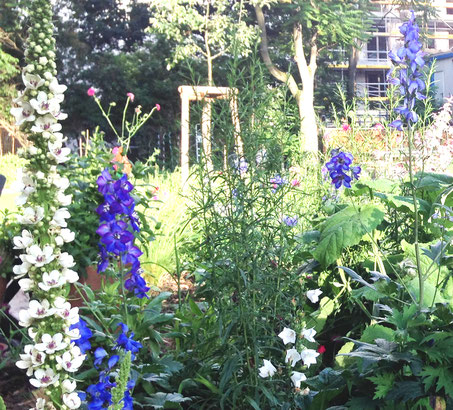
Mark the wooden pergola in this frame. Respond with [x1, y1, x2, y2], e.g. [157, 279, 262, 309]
[178, 85, 243, 185]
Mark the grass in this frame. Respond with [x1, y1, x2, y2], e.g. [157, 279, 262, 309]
[137, 168, 198, 285]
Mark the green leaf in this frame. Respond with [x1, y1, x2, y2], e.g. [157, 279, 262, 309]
[360, 324, 394, 344]
[367, 372, 395, 400]
[421, 366, 453, 396]
[312, 205, 385, 266]
[144, 392, 191, 409]
[386, 381, 424, 402]
[374, 192, 431, 215]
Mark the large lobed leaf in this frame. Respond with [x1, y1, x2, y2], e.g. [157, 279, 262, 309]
[312, 205, 385, 266]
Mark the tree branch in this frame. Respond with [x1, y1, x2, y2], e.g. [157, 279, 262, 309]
[254, 5, 300, 99]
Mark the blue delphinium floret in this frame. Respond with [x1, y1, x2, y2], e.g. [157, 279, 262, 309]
[388, 10, 426, 130]
[325, 150, 361, 189]
[96, 167, 150, 299]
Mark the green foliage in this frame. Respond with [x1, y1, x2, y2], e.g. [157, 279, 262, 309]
[148, 0, 258, 83]
[0, 396, 4, 410]
[312, 204, 385, 267]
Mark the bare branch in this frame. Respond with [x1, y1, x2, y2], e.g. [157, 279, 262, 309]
[254, 5, 300, 99]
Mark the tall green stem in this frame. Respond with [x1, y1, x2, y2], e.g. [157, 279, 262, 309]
[407, 125, 424, 309]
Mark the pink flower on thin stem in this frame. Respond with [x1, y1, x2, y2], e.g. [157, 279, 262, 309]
[342, 123, 351, 132]
[155, 104, 161, 111]
[127, 92, 135, 102]
[87, 87, 95, 97]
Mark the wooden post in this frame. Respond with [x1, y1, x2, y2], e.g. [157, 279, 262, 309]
[178, 85, 244, 186]
[201, 100, 213, 171]
[229, 94, 243, 157]
[180, 89, 190, 185]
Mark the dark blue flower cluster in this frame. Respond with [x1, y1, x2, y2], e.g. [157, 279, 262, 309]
[96, 168, 150, 298]
[85, 323, 142, 409]
[388, 10, 426, 130]
[325, 150, 361, 189]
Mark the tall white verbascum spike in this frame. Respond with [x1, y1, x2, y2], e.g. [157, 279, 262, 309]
[11, 0, 84, 408]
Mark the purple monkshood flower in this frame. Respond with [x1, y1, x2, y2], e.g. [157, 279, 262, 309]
[388, 10, 426, 129]
[282, 215, 298, 227]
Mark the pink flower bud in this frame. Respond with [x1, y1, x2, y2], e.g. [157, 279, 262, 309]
[127, 92, 135, 102]
[155, 103, 161, 111]
[87, 87, 96, 97]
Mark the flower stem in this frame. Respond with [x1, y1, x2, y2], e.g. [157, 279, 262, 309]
[407, 125, 424, 309]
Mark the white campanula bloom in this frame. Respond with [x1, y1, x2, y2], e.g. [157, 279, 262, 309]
[55, 228, 75, 246]
[18, 308, 33, 327]
[35, 333, 67, 354]
[56, 191, 72, 206]
[64, 326, 80, 340]
[22, 73, 45, 90]
[13, 260, 32, 278]
[56, 347, 85, 372]
[31, 114, 62, 134]
[51, 174, 70, 191]
[10, 102, 36, 125]
[49, 77, 67, 101]
[16, 345, 47, 374]
[291, 371, 307, 388]
[28, 299, 56, 319]
[30, 368, 59, 388]
[29, 398, 46, 410]
[17, 206, 45, 225]
[285, 348, 301, 367]
[57, 252, 75, 268]
[301, 327, 317, 343]
[54, 297, 79, 324]
[278, 327, 296, 345]
[48, 140, 71, 163]
[61, 379, 77, 393]
[16, 344, 35, 376]
[29, 91, 60, 115]
[63, 392, 82, 409]
[18, 278, 34, 291]
[13, 230, 34, 249]
[258, 359, 277, 378]
[300, 349, 320, 368]
[25, 244, 55, 267]
[306, 289, 323, 303]
[38, 270, 66, 291]
[62, 268, 79, 284]
[51, 207, 70, 227]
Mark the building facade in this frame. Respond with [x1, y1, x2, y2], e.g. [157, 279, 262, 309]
[333, 0, 453, 104]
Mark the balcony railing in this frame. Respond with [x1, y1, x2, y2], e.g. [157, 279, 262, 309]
[356, 82, 389, 98]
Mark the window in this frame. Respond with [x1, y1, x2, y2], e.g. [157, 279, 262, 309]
[366, 20, 388, 61]
[448, 0, 453, 15]
[365, 70, 387, 98]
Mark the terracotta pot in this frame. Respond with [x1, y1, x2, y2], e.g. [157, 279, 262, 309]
[69, 266, 115, 307]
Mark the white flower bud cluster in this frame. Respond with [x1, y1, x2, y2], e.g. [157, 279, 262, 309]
[10, 1, 84, 409]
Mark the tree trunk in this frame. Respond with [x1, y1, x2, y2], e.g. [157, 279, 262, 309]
[297, 74, 318, 153]
[347, 46, 359, 101]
